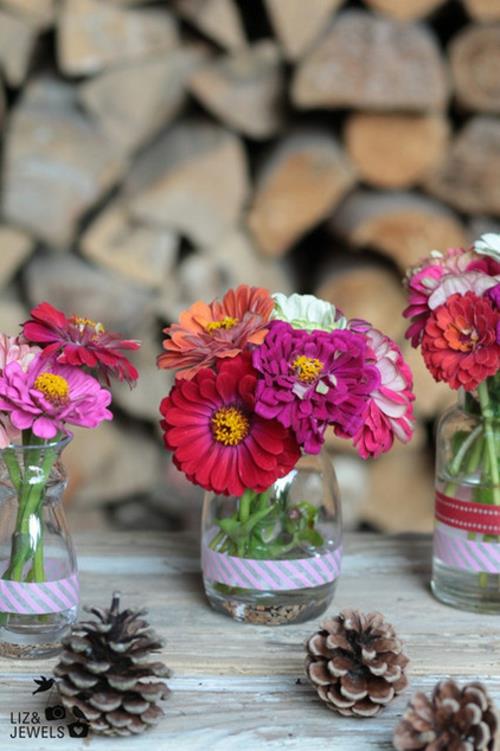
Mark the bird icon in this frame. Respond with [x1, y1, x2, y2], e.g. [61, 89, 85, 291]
[32, 676, 55, 695]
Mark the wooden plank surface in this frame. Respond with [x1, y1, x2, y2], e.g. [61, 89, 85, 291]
[0, 531, 498, 750]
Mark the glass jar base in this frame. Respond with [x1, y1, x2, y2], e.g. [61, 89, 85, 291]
[204, 579, 337, 625]
[0, 608, 76, 658]
[432, 560, 500, 614]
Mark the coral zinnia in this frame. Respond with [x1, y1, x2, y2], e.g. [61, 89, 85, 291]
[0, 354, 113, 440]
[252, 321, 379, 454]
[350, 324, 415, 459]
[160, 353, 300, 496]
[23, 302, 140, 386]
[158, 285, 273, 380]
[421, 292, 500, 391]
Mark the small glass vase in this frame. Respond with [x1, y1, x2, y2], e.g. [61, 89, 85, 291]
[433, 384, 500, 613]
[0, 437, 79, 658]
[201, 449, 342, 626]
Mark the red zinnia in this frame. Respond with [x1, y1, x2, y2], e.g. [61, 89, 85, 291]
[23, 302, 140, 386]
[421, 292, 500, 391]
[160, 353, 300, 496]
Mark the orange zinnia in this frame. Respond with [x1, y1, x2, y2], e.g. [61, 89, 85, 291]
[158, 285, 274, 379]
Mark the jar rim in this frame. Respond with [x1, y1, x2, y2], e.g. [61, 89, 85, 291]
[1, 433, 73, 452]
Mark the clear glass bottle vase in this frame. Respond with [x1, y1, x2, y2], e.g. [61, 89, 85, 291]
[201, 449, 343, 625]
[0, 437, 79, 658]
[433, 386, 500, 613]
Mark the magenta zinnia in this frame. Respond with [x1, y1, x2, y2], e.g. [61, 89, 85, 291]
[160, 353, 300, 496]
[23, 302, 140, 386]
[252, 321, 379, 454]
[0, 355, 113, 440]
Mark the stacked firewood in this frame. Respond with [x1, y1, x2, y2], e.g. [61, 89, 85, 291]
[1, 0, 499, 533]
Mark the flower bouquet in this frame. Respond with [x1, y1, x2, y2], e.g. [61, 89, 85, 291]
[158, 286, 415, 625]
[0, 303, 139, 657]
[403, 234, 500, 612]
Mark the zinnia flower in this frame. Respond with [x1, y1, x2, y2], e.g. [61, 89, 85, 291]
[160, 353, 300, 496]
[158, 285, 273, 380]
[0, 354, 113, 440]
[349, 324, 415, 459]
[23, 302, 140, 386]
[271, 293, 347, 332]
[474, 233, 500, 265]
[0, 334, 41, 447]
[421, 292, 500, 391]
[252, 321, 379, 454]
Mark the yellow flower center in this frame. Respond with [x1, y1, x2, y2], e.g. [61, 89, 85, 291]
[71, 316, 105, 335]
[292, 355, 323, 383]
[211, 406, 249, 446]
[206, 317, 239, 333]
[34, 373, 70, 404]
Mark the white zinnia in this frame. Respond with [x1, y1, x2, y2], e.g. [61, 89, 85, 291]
[271, 293, 347, 331]
[474, 233, 500, 262]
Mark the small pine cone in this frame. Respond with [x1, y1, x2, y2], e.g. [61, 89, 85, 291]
[393, 680, 498, 751]
[305, 609, 409, 717]
[53, 592, 171, 737]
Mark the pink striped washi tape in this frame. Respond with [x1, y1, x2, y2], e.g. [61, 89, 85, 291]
[434, 523, 500, 574]
[202, 542, 342, 591]
[0, 562, 79, 615]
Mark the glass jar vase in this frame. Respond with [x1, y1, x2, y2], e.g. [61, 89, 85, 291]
[201, 449, 342, 625]
[0, 437, 79, 658]
[433, 386, 500, 613]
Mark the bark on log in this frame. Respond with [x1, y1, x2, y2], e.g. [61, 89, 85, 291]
[314, 263, 407, 342]
[172, 0, 246, 52]
[189, 41, 284, 140]
[80, 46, 207, 153]
[462, 0, 500, 21]
[246, 130, 356, 257]
[0, 225, 34, 287]
[330, 191, 468, 269]
[264, 0, 342, 60]
[127, 121, 249, 248]
[292, 10, 449, 111]
[58, 0, 179, 76]
[344, 113, 449, 188]
[450, 25, 500, 113]
[363, 0, 447, 20]
[0, 9, 38, 87]
[0, 0, 54, 28]
[424, 116, 500, 215]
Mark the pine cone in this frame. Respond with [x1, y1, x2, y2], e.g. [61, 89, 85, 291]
[53, 592, 171, 736]
[393, 680, 498, 751]
[305, 609, 409, 717]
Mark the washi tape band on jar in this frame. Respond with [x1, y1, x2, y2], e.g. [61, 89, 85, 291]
[0, 561, 79, 615]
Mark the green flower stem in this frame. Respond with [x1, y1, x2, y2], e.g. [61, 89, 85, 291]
[477, 380, 500, 505]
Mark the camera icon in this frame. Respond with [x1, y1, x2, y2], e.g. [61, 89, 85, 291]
[44, 705, 66, 721]
[68, 721, 89, 738]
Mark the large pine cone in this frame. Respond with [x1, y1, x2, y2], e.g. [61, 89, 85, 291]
[393, 680, 498, 751]
[53, 593, 171, 736]
[305, 609, 409, 717]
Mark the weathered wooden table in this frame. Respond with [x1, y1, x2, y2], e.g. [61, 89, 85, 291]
[0, 532, 499, 750]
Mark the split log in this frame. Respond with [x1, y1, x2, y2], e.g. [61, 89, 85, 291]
[450, 25, 500, 113]
[0, 225, 34, 287]
[462, 0, 500, 21]
[292, 10, 449, 111]
[58, 0, 179, 76]
[314, 263, 407, 342]
[0, 290, 28, 333]
[0, 9, 38, 87]
[344, 113, 449, 189]
[424, 116, 500, 215]
[127, 121, 249, 248]
[363, 0, 447, 20]
[172, 0, 246, 52]
[330, 191, 468, 269]
[0, 0, 54, 28]
[264, 0, 342, 60]
[403, 343, 456, 419]
[80, 46, 208, 153]
[189, 41, 284, 140]
[81, 202, 178, 290]
[2, 77, 126, 247]
[247, 130, 356, 258]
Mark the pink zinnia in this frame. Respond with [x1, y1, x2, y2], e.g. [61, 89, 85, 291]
[350, 324, 415, 459]
[23, 302, 140, 386]
[252, 321, 379, 454]
[0, 334, 41, 447]
[0, 355, 112, 440]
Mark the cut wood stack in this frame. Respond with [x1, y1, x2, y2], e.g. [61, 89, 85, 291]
[0, 0, 497, 535]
